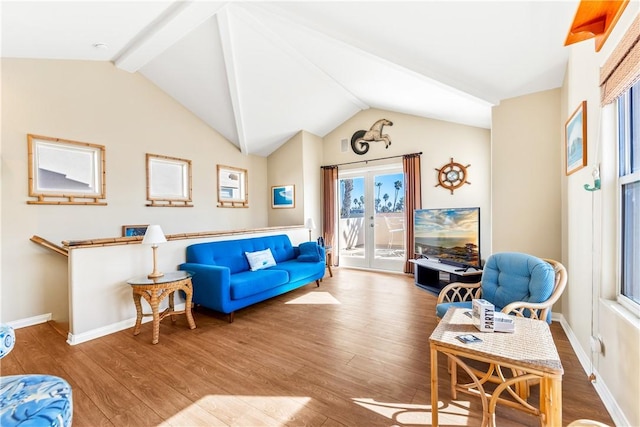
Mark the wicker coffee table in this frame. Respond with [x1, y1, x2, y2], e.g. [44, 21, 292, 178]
[127, 271, 196, 344]
[430, 307, 563, 427]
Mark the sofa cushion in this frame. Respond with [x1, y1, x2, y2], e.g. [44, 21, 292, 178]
[271, 259, 323, 283]
[297, 241, 322, 262]
[245, 248, 277, 271]
[482, 252, 555, 309]
[436, 302, 472, 319]
[230, 269, 289, 300]
[185, 235, 296, 274]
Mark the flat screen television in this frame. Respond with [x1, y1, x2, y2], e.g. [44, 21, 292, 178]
[414, 207, 481, 268]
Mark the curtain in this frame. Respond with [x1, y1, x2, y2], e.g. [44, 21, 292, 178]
[403, 153, 422, 273]
[600, 13, 640, 105]
[322, 166, 338, 266]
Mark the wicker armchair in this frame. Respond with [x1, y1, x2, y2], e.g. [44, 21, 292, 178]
[436, 253, 567, 324]
[435, 253, 567, 401]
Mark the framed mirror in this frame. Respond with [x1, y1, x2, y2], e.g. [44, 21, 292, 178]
[217, 165, 248, 207]
[146, 153, 193, 207]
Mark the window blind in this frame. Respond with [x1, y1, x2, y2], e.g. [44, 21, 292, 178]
[600, 13, 640, 105]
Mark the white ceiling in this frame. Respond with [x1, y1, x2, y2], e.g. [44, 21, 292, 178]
[1, 1, 579, 156]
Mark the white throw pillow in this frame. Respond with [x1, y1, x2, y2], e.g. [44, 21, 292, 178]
[245, 248, 277, 271]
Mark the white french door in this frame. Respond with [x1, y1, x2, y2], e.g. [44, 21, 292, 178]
[338, 164, 405, 272]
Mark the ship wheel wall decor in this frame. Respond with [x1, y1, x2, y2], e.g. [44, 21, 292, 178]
[435, 158, 471, 194]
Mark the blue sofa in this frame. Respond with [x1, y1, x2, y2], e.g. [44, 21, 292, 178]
[179, 234, 325, 322]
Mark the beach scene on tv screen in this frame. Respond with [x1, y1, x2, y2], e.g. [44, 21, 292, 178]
[414, 207, 480, 266]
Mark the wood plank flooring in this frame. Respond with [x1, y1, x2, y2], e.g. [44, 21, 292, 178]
[1, 268, 614, 426]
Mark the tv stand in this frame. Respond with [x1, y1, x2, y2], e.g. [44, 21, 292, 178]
[409, 257, 482, 296]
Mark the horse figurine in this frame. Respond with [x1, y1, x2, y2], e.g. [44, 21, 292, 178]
[350, 119, 393, 155]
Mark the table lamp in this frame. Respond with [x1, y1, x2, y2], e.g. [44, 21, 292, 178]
[305, 218, 316, 241]
[142, 225, 167, 279]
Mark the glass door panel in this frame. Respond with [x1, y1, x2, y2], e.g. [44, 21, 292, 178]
[338, 175, 366, 268]
[338, 165, 405, 271]
[372, 170, 405, 271]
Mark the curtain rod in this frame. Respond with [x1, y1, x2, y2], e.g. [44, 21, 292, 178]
[321, 152, 422, 169]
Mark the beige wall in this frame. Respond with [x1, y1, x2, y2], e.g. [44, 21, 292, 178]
[266, 130, 324, 238]
[491, 89, 562, 259]
[561, 5, 640, 426]
[301, 131, 324, 241]
[267, 131, 304, 226]
[1, 59, 268, 324]
[323, 108, 493, 261]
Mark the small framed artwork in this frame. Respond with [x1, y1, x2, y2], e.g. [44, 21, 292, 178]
[27, 134, 106, 205]
[146, 153, 193, 207]
[271, 185, 295, 209]
[565, 101, 587, 176]
[122, 225, 149, 237]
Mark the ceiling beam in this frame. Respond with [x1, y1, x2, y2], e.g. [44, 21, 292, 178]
[217, 6, 250, 155]
[114, 1, 225, 73]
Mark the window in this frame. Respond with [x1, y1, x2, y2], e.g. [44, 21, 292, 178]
[617, 79, 640, 310]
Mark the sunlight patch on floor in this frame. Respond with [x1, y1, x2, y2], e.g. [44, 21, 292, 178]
[161, 395, 312, 426]
[285, 291, 341, 305]
[352, 398, 473, 426]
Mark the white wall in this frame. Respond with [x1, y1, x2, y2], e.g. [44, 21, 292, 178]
[322, 108, 493, 261]
[561, 5, 640, 426]
[1, 59, 268, 324]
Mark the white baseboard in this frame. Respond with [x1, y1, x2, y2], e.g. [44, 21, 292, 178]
[67, 302, 186, 345]
[7, 313, 52, 329]
[556, 313, 630, 427]
[67, 317, 139, 345]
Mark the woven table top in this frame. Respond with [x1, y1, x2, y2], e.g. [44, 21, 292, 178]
[430, 307, 563, 375]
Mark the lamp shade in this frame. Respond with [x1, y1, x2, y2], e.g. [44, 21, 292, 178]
[305, 218, 316, 230]
[142, 225, 167, 245]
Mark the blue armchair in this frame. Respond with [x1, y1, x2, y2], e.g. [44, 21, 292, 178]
[436, 252, 567, 323]
[0, 324, 73, 427]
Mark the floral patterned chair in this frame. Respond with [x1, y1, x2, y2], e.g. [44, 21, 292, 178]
[0, 324, 73, 426]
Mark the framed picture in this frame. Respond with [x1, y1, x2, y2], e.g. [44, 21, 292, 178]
[146, 153, 193, 207]
[565, 101, 587, 176]
[217, 165, 248, 207]
[27, 134, 106, 205]
[271, 185, 295, 209]
[122, 225, 149, 237]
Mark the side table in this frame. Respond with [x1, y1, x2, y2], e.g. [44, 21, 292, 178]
[430, 308, 563, 426]
[127, 270, 196, 344]
[325, 246, 333, 277]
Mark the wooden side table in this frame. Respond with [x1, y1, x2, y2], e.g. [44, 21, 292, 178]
[430, 308, 563, 426]
[325, 246, 333, 277]
[127, 271, 196, 344]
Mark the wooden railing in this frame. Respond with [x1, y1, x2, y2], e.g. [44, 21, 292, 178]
[30, 235, 69, 257]
[58, 225, 304, 249]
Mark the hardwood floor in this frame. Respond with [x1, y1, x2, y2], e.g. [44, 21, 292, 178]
[1, 268, 614, 426]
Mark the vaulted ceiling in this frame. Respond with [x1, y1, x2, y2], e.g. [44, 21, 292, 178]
[1, 1, 579, 156]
